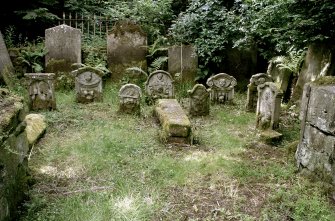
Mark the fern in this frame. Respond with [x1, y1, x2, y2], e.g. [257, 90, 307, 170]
[150, 56, 168, 72]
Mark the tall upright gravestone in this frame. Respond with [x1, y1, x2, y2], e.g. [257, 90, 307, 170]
[256, 82, 283, 130]
[246, 73, 273, 112]
[296, 77, 335, 183]
[0, 31, 14, 87]
[107, 21, 147, 82]
[168, 45, 198, 82]
[45, 24, 81, 89]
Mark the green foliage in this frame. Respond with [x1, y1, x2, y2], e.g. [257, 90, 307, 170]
[16, 39, 47, 73]
[82, 35, 107, 68]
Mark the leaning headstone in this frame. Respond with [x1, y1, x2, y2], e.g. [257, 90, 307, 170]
[256, 82, 283, 130]
[25, 73, 56, 110]
[168, 44, 198, 82]
[154, 99, 192, 144]
[107, 21, 147, 82]
[0, 31, 14, 87]
[296, 77, 335, 183]
[206, 73, 237, 104]
[118, 83, 142, 115]
[45, 24, 81, 90]
[188, 84, 210, 116]
[145, 70, 174, 103]
[71, 67, 103, 103]
[246, 73, 273, 112]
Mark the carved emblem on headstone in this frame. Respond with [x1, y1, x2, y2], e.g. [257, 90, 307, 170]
[246, 73, 273, 112]
[145, 70, 174, 102]
[71, 67, 103, 103]
[206, 73, 237, 104]
[188, 84, 210, 116]
[25, 73, 56, 110]
[256, 82, 283, 130]
[118, 83, 142, 114]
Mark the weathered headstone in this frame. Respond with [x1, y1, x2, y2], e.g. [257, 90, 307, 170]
[107, 21, 147, 82]
[25, 73, 56, 110]
[246, 73, 273, 112]
[154, 99, 192, 144]
[145, 70, 174, 103]
[118, 83, 142, 115]
[296, 77, 335, 183]
[168, 44, 198, 82]
[0, 31, 14, 87]
[206, 73, 237, 104]
[188, 84, 210, 116]
[71, 67, 103, 103]
[256, 82, 283, 130]
[45, 24, 81, 71]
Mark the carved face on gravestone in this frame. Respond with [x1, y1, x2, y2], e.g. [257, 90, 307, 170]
[30, 80, 52, 101]
[76, 71, 102, 102]
[119, 84, 141, 113]
[146, 71, 174, 100]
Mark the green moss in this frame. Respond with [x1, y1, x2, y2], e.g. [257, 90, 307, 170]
[313, 76, 335, 85]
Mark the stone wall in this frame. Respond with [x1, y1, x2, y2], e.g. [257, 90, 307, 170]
[0, 89, 30, 221]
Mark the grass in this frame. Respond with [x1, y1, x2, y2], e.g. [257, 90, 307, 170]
[19, 82, 335, 221]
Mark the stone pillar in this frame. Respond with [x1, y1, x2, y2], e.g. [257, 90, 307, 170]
[296, 77, 335, 183]
[206, 73, 237, 104]
[107, 21, 147, 82]
[168, 44, 198, 82]
[25, 73, 56, 110]
[246, 73, 273, 112]
[256, 82, 283, 130]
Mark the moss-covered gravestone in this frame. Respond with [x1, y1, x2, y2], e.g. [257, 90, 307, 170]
[154, 99, 192, 144]
[206, 73, 237, 104]
[145, 70, 174, 103]
[25, 73, 56, 111]
[71, 67, 103, 103]
[118, 83, 142, 115]
[296, 77, 335, 183]
[107, 21, 147, 82]
[45, 24, 81, 90]
[168, 44, 198, 82]
[246, 73, 273, 112]
[188, 84, 210, 116]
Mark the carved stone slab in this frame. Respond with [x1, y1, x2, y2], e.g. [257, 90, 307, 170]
[71, 67, 103, 103]
[25, 73, 56, 110]
[188, 84, 210, 116]
[118, 83, 142, 114]
[206, 73, 237, 104]
[256, 82, 283, 130]
[246, 73, 273, 112]
[145, 70, 174, 102]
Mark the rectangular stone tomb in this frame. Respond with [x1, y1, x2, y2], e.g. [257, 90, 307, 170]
[154, 99, 192, 144]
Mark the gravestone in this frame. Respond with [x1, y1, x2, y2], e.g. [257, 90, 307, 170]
[25, 73, 56, 110]
[154, 99, 192, 144]
[206, 73, 237, 104]
[145, 70, 174, 103]
[188, 84, 210, 116]
[246, 73, 273, 112]
[256, 82, 283, 130]
[45, 25, 81, 89]
[118, 83, 142, 114]
[107, 21, 147, 82]
[0, 31, 14, 87]
[168, 44, 198, 82]
[45, 24, 81, 71]
[296, 77, 335, 183]
[71, 67, 103, 103]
